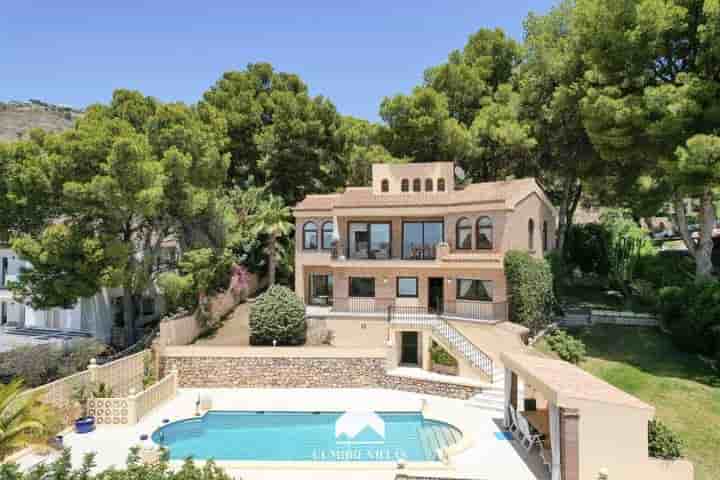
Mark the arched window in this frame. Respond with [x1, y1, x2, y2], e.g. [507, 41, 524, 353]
[528, 219, 535, 251]
[321, 221, 334, 250]
[476, 216, 493, 250]
[381, 179, 389, 193]
[425, 178, 433, 192]
[412, 178, 421, 192]
[303, 222, 318, 250]
[542, 221, 548, 252]
[401, 179, 409, 192]
[437, 178, 446, 192]
[456, 217, 472, 250]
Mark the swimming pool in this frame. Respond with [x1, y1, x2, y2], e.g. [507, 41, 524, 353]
[152, 411, 462, 462]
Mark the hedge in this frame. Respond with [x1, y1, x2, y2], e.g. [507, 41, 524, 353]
[249, 285, 306, 345]
[504, 250, 555, 333]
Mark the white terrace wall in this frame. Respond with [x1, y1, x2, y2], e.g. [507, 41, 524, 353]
[86, 370, 178, 427]
[25, 350, 152, 426]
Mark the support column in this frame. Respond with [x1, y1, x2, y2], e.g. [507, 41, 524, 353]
[510, 371, 518, 409]
[560, 407, 580, 480]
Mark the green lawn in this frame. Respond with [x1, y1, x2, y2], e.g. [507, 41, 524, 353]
[535, 325, 720, 480]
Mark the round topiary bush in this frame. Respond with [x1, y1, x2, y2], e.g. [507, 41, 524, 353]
[249, 285, 306, 346]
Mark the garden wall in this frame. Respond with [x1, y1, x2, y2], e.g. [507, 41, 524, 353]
[159, 347, 481, 399]
[156, 273, 262, 347]
[560, 310, 659, 327]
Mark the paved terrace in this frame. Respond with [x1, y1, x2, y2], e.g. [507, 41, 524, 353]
[53, 388, 547, 480]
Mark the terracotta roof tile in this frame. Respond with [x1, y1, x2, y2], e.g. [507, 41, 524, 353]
[294, 178, 545, 211]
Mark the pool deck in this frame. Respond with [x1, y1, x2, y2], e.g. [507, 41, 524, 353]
[54, 388, 547, 480]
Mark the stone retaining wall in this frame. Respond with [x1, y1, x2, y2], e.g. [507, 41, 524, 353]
[160, 355, 481, 400]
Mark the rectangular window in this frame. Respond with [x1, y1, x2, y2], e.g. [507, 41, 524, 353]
[349, 277, 375, 297]
[402, 221, 444, 259]
[348, 222, 391, 259]
[310, 274, 333, 305]
[396, 277, 418, 298]
[142, 297, 156, 316]
[456, 279, 493, 301]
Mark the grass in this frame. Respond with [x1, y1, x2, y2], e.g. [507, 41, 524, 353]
[535, 325, 720, 480]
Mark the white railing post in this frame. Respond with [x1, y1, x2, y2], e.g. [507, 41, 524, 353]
[88, 358, 99, 384]
[127, 388, 138, 425]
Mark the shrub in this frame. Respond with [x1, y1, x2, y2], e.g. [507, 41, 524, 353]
[430, 341, 458, 367]
[1, 448, 232, 480]
[504, 250, 556, 333]
[659, 281, 720, 356]
[564, 223, 610, 276]
[648, 419, 683, 459]
[636, 251, 694, 290]
[544, 328, 586, 364]
[249, 285, 306, 345]
[0, 339, 106, 388]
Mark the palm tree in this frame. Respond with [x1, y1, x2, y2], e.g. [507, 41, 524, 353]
[0, 379, 47, 459]
[250, 195, 293, 286]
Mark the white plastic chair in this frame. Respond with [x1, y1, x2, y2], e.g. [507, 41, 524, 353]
[518, 415, 544, 452]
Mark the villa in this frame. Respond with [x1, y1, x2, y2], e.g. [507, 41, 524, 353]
[294, 162, 556, 380]
[4, 164, 694, 480]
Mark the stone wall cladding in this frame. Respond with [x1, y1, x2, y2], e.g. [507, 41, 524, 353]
[160, 356, 480, 400]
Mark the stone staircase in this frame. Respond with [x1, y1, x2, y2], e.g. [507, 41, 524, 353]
[388, 306, 516, 414]
[465, 366, 511, 413]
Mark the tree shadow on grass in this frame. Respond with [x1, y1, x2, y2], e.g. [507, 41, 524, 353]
[565, 325, 720, 389]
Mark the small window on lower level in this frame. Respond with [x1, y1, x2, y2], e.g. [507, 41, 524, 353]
[350, 277, 375, 297]
[456, 279, 492, 301]
[396, 277, 418, 298]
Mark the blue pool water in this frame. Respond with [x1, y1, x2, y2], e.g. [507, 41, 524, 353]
[152, 411, 462, 462]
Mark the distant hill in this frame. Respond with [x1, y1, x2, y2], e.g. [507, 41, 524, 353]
[0, 100, 82, 141]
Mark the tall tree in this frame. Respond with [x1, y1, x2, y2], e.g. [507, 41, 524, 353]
[338, 116, 408, 186]
[202, 63, 345, 205]
[422, 28, 534, 181]
[10, 90, 230, 343]
[425, 28, 523, 127]
[575, 0, 720, 278]
[519, 0, 600, 251]
[468, 84, 537, 181]
[378, 87, 469, 163]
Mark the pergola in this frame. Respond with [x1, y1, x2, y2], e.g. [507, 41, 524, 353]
[500, 352, 693, 480]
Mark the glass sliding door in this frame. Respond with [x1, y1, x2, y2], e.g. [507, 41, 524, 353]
[402, 221, 444, 259]
[348, 222, 391, 259]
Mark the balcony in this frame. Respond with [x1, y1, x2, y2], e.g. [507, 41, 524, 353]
[331, 297, 395, 314]
[331, 241, 447, 262]
[324, 297, 508, 323]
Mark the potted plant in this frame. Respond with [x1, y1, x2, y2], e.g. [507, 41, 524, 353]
[71, 383, 101, 434]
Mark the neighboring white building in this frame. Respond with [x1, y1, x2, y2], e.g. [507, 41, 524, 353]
[1, 247, 117, 343]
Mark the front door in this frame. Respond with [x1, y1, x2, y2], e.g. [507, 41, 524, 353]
[400, 332, 420, 366]
[428, 277, 444, 313]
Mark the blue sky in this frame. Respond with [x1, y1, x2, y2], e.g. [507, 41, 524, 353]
[1, 1, 556, 121]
